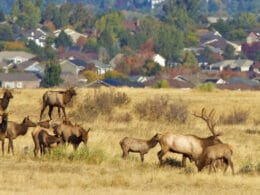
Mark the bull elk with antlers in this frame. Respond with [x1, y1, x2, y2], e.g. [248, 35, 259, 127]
[156, 108, 222, 167]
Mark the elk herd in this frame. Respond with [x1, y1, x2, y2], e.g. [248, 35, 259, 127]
[0, 88, 235, 175]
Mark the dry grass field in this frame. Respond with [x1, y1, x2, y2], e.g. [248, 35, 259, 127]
[0, 87, 259, 195]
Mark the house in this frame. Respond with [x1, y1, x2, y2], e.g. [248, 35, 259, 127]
[58, 51, 98, 64]
[14, 59, 45, 73]
[54, 28, 87, 43]
[246, 32, 260, 45]
[92, 61, 113, 75]
[252, 61, 260, 74]
[209, 60, 254, 72]
[25, 28, 50, 47]
[0, 51, 35, 65]
[85, 80, 111, 88]
[207, 16, 228, 24]
[204, 78, 227, 84]
[60, 59, 85, 75]
[150, 0, 166, 9]
[152, 54, 166, 67]
[0, 72, 41, 88]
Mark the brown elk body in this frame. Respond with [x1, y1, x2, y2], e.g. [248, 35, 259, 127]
[156, 108, 222, 167]
[40, 87, 76, 120]
[0, 89, 13, 111]
[5, 116, 36, 155]
[196, 143, 234, 175]
[119, 134, 158, 162]
[0, 112, 8, 155]
[32, 120, 55, 157]
[38, 129, 62, 155]
[54, 123, 90, 150]
[156, 133, 222, 166]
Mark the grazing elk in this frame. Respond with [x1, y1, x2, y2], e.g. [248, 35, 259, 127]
[120, 134, 158, 162]
[54, 122, 90, 150]
[156, 108, 222, 167]
[38, 129, 62, 155]
[0, 112, 8, 155]
[5, 116, 37, 155]
[0, 89, 13, 111]
[196, 143, 234, 175]
[40, 87, 76, 120]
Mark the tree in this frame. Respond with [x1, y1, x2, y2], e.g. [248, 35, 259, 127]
[141, 60, 161, 76]
[180, 51, 198, 68]
[43, 60, 62, 87]
[55, 30, 73, 48]
[223, 44, 235, 59]
[0, 25, 14, 41]
[12, 0, 41, 29]
[0, 10, 5, 22]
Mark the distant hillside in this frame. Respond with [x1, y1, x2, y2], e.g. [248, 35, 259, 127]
[0, 0, 259, 15]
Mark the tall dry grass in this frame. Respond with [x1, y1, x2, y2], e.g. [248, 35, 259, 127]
[0, 87, 259, 194]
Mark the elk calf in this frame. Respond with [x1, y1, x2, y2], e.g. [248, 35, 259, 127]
[196, 143, 234, 175]
[119, 134, 158, 162]
[38, 130, 62, 155]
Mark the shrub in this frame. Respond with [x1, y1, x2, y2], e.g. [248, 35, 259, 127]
[220, 108, 250, 125]
[154, 79, 170, 88]
[239, 163, 256, 175]
[135, 96, 168, 120]
[166, 100, 188, 123]
[71, 89, 130, 122]
[195, 83, 216, 92]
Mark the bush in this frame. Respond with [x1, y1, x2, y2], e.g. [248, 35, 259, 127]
[220, 108, 250, 125]
[195, 83, 216, 92]
[166, 100, 188, 123]
[135, 96, 168, 120]
[71, 89, 130, 122]
[154, 79, 170, 88]
[239, 163, 256, 175]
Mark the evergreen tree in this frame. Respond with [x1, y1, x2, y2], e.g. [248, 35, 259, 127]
[43, 60, 62, 87]
[55, 30, 73, 48]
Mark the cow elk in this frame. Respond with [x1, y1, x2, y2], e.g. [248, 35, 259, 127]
[54, 122, 90, 150]
[38, 129, 62, 155]
[0, 112, 8, 155]
[120, 134, 158, 162]
[6, 116, 37, 155]
[40, 87, 76, 120]
[196, 143, 234, 175]
[0, 89, 13, 111]
[156, 108, 222, 167]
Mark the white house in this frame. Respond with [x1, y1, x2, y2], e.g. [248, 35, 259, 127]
[54, 28, 87, 43]
[152, 54, 166, 67]
[209, 60, 254, 72]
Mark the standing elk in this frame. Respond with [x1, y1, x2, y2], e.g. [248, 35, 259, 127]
[156, 108, 222, 167]
[0, 89, 13, 111]
[0, 112, 8, 155]
[196, 143, 234, 175]
[5, 116, 37, 155]
[54, 122, 90, 150]
[120, 134, 158, 162]
[40, 87, 76, 120]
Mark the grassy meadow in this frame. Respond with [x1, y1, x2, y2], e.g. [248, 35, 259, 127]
[0, 87, 259, 195]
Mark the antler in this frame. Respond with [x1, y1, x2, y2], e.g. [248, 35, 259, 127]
[193, 108, 217, 135]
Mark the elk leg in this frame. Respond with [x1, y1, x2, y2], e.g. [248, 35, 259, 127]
[8, 137, 14, 155]
[61, 107, 66, 118]
[1, 140, 4, 155]
[209, 160, 214, 174]
[157, 150, 166, 165]
[58, 107, 61, 118]
[48, 106, 53, 120]
[140, 153, 144, 162]
[40, 104, 47, 120]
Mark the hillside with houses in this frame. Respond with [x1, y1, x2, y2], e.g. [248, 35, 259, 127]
[0, 0, 259, 90]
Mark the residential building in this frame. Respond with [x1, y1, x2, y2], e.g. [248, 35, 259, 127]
[0, 72, 41, 88]
[152, 54, 166, 67]
[208, 60, 254, 72]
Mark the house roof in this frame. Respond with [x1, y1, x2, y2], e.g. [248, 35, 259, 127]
[210, 60, 254, 69]
[54, 28, 87, 43]
[85, 80, 112, 88]
[0, 72, 41, 81]
[0, 51, 35, 63]
[58, 51, 98, 63]
[69, 59, 87, 67]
